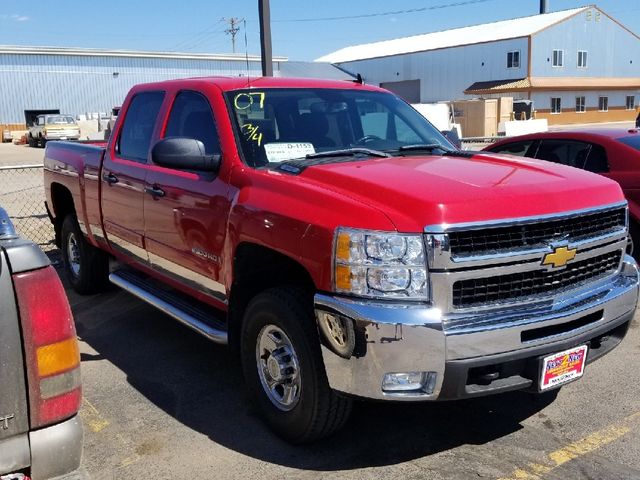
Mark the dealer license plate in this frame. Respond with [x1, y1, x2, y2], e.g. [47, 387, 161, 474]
[540, 345, 588, 391]
[60, 136, 68, 140]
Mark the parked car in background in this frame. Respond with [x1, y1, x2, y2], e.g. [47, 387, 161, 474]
[484, 129, 640, 256]
[2, 128, 12, 143]
[28, 114, 80, 148]
[0, 208, 83, 479]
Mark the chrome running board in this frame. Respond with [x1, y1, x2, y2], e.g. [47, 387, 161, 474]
[109, 270, 228, 345]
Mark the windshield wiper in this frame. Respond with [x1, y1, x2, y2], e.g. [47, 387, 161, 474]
[398, 143, 455, 153]
[305, 147, 391, 160]
[396, 143, 476, 158]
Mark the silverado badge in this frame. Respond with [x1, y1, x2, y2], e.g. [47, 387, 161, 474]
[542, 246, 577, 268]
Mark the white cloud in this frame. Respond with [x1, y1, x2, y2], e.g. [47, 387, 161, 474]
[0, 14, 29, 22]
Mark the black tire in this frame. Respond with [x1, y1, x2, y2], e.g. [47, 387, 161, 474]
[28, 135, 35, 147]
[241, 287, 352, 444]
[60, 214, 109, 294]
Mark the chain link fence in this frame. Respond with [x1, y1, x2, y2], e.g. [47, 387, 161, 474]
[0, 165, 57, 252]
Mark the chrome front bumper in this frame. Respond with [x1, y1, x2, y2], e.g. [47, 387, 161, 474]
[315, 255, 639, 401]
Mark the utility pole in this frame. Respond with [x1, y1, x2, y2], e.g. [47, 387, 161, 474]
[540, 0, 547, 14]
[258, 0, 273, 76]
[223, 17, 243, 53]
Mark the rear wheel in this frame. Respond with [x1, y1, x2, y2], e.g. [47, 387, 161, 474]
[241, 287, 352, 443]
[61, 214, 109, 294]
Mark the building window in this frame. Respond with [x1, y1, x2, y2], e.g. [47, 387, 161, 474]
[507, 51, 520, 69]
[577, 50, 588, 68]
[551, 97, 562, 114]
[552, 49, 564, 67]
[598, 96, 608, 112]
[576, 96, 586, 113]
[626, 96, 636, 110]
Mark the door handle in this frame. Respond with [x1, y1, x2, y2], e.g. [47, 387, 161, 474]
[103, 173, 119, 185]
[145, 185, 166, 198]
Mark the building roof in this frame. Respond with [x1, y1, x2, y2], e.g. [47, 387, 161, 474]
[0, 45, 288, 62]
[316, 7, 589, 63]
[465, 76, 640, 94]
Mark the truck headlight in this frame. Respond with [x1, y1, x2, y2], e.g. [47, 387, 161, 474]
[333, 228, 428, 300]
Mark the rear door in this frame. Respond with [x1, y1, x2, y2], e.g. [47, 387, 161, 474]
[144, 90, 230, 304]
[101, 91, 165, 263]
[0, 248, 29, 457]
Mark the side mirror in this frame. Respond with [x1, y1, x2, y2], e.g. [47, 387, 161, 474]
[152, 137, 221, 172]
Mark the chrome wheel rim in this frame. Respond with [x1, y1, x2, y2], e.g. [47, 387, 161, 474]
[67, 232, 81, 278]
[256, 324, 301, 411]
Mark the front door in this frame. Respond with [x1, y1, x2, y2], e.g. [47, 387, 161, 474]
[101, 90, 165, 264]
[144, 90, 230, 304]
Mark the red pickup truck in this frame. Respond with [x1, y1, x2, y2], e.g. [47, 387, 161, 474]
[44, 76, 639, 443]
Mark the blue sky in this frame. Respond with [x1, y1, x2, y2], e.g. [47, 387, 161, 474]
[0, 0, 638, 61]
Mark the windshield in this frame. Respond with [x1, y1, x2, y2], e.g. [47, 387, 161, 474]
[617, 135, 640, 152]
[225, 88, 452, 167]
[46, 115, 75, 125]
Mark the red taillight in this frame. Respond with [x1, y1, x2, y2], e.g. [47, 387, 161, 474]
[13, 266, 81, 428]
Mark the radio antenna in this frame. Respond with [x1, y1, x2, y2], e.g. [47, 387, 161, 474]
[244, 19, 250, 87]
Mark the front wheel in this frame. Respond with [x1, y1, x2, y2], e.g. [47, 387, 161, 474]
[241, 287, 352, 443]
[61, 214, 109, 294]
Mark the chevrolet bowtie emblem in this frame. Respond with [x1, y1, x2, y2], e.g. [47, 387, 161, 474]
[542, 246, 577, 268]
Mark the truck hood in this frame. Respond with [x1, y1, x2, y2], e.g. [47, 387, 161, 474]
[297, 153, 624, 232]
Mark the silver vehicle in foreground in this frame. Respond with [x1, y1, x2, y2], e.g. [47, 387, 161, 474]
[0, 209, 84, 479]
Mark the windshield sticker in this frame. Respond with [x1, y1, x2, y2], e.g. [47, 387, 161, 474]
[264, 143, 316, 163]
[234, 92, 266, 110]
[241, 123, 264, 146]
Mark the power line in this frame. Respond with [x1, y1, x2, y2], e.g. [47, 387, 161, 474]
[169, 20, 225, 51]
[273, 0, 498, 22]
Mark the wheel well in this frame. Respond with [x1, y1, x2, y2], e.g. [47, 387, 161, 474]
[50, 183, 76, 247]
[228, 243, 316, 352]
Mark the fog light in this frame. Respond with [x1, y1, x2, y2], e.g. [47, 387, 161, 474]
[382, 371, 437, 394]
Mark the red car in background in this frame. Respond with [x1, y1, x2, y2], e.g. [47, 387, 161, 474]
[484, 129, 640, 255]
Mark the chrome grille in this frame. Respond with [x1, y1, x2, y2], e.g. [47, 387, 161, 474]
[448, 207, 626, 257]
[452, 250, 622, 308]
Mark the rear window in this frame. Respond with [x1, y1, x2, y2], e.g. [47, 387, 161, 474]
[117, 91, 165, 162]
[617, 136, 640, 152]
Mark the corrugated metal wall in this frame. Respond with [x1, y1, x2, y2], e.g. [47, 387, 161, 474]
[0, 53, 268, 123]
[532, 7, 640, 77]
[336, 38, 530, 103]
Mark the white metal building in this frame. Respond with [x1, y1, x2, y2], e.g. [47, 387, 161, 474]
[0, 46, 351, 127]
[317, 6, 640, 125]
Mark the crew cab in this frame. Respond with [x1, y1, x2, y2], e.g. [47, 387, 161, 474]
[28, 115, 80, 148]
[43, 77, 640, 443]
[0, 208, 83, 479]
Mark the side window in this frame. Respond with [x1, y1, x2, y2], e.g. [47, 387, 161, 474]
[118, 91, 164, 162]
[584, 144, 609, 173]
[165, 91, 221, 155]
[535, 140, 593, 169]
[490, 140, 537, 157]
